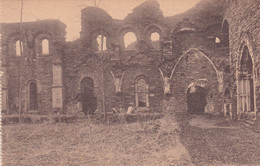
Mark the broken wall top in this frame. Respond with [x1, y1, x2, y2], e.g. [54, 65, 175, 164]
[0, 19, 66, 44]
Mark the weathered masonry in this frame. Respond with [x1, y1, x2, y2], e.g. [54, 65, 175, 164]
[1, 0, 259, 121]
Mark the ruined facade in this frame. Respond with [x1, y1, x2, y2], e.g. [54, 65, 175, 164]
[1, 0, 259, 120]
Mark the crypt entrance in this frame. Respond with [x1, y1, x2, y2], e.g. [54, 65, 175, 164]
[187, 85, 207, 114]
[80, 77, 97, 115]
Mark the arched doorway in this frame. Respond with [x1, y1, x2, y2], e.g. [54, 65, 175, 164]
[238, 45, 254, 113]
[187, 86, 207, 114]
[224, 88, 232, 117]
[80, 77, 97, 115]
[29, 81, 38, 110]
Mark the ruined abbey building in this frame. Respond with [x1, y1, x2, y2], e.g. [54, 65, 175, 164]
[1, 0, 259, 121]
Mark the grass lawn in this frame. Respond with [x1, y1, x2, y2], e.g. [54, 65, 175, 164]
[3, 113, 260, 166]
[2, 117, 191, 166]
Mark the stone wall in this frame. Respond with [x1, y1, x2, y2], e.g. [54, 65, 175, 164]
[62, 0, 228, 115]
[224, 0, 260, 118]
[3, 0, 259, 120]
[0, 20, 66, 114]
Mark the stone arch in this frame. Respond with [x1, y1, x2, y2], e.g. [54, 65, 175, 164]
[77, 72, 102, 113]
[6, 32, 23, 56]
[89, 28, 111, 52]
[236, 33, 257, 115]
[237, 32, 256, 69]
[33, 31, 53, 56]
[78, 73, 101, 93]
[170, 48, 218, 79]
[144, 24, 162, 49]
[221, 19, 229, 34]
[144, 24, 163, 38]
[118, 25, 139, 50]
[5, 32, 21, 44]
[173, 18, 197, 35]
[170, 48, 220, 114]
[186, 80, 208, 92]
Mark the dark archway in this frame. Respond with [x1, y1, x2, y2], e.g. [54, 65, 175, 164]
[29, 82, 38, 110]
[187, 86, 207, 114]
[80, 77, 97, 115]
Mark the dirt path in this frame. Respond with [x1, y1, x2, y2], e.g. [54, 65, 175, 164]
[177, 114, 260, 166]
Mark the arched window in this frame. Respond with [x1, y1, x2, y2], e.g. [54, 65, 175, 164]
[135, 76, 149, 107]
[15, 40, 23, 56]
[96, 35, 107, 52]
[222, 20, 229, 46]
[150, 32, 160, 49]
[42, 39, 49, 55]
[240, 46, 252, 74]
[124, 32, 137, 50]
[28, 81, 38, 110]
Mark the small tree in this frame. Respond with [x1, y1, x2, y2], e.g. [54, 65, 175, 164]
[18, 0, 24, 123]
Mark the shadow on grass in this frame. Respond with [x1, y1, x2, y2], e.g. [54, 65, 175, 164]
[176, 113, 260, 166]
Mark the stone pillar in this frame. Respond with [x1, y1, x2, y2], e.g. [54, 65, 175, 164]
[1, 33, 8, 113]
[217, 71, 224, 92]
[52, 58, 63, 112]
[1, 64, 8, 112]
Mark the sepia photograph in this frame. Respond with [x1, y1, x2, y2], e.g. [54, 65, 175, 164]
[0, 0, 259, 165]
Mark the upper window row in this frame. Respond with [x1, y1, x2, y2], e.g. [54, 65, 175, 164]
[14, 39, 50, 56]
[95, 31, 161, 52]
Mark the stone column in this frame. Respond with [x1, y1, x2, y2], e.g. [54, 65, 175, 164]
[52, 58, 63, 112]
[1, 33, 8, 113]
[1, 64, 8, 112]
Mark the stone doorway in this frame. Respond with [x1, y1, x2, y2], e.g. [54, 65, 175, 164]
[187, 86, 207, 114]
[29, 81, 38, 110]
[80, 77, 97, 115]
[237, 45, 255, 114]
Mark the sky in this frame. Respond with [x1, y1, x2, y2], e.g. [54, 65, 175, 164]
[0, 0, 200, 41]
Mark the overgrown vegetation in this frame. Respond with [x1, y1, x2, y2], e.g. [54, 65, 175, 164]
[2, 117, 191, 166]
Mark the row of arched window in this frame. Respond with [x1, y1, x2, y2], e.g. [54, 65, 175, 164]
[14, 39, 50, 56]
[95, 31, 161, 52]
